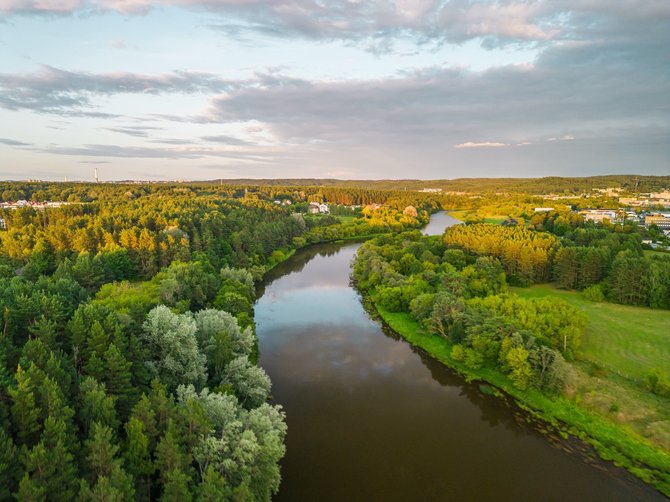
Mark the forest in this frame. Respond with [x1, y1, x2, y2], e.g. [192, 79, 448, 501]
[0, 182, 431, 501]
[441, 220, 670, 309]
[1, 179, 669, 498]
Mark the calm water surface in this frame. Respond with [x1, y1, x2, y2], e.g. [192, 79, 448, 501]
[255, 212, 663, 501]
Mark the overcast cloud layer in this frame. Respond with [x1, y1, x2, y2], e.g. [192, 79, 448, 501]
[0, 0, 668, 180]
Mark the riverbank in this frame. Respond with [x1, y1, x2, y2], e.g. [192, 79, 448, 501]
[263, 219, 430, 276]
[366, 297, 670, 497]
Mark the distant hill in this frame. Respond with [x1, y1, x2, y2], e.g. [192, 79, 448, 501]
[194, 175, 670, 194]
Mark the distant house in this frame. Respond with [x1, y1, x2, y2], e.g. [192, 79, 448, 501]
[533, 207, 554, 212]
[0, 200, 70, 211]
[308, 202, 320, 214]
[579, 209, 620, 223]
[319, 203, 329, 214]
[645, 213, 670, 230]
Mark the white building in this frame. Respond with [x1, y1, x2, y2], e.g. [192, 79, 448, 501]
[579, 209, 620, 223]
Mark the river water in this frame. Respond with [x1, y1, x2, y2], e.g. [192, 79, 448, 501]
[255, 212, 663, 501]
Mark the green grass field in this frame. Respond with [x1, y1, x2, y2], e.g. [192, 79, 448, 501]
[447, 210, 470, 220]
[448, 210, 507, 225]
[645, 249, 670, 257]
[513, 284, 670, 382]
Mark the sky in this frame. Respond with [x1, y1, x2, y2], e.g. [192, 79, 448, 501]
[0, 1, 668, 181]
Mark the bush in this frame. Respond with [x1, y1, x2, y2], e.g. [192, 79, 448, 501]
[644, 368, 670, 397]
[451, 344, 466, 361]
[583, 283, 605, 302]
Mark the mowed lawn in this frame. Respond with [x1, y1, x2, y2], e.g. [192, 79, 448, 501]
[513, 284, 670, 382]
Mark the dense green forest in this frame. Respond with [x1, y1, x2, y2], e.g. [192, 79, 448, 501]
[441, 222, 670, 309]
[0, 183, 432, 500]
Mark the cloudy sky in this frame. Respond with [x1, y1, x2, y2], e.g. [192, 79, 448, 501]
[0, 1, 668, 181]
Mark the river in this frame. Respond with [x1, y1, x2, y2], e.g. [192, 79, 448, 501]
[255, 212, 663, 501]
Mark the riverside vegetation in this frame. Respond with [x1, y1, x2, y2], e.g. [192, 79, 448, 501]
[354, 223, 670, 496]
[0, 182, 431, 500]
[1, 177, 669, 498]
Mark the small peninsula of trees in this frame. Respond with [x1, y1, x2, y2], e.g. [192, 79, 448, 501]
[354, 231, 581, 391]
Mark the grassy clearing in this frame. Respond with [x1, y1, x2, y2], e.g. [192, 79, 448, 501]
[447, 210, 471, 220]
[447, 210, 507, 225]
[512, 284, 670, 382]
[336, 215, 358, 224]
[512, 284, 670, 459]
[645, 249, 670, 257]
[369, 297, 670, 496]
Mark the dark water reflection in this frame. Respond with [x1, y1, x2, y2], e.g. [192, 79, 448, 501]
[256, 231, 663, 501]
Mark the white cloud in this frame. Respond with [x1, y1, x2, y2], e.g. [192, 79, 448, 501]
[454, 141, 507, 149]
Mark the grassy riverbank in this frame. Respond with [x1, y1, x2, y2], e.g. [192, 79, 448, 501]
[371, 300, 670, 496]
[513, 284, 670, 382]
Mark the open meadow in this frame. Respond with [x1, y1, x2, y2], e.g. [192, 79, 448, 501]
[513, 284, 670, 382]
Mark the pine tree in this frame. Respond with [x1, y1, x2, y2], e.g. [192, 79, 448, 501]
[84, 352, 106, 383]
[160, 469, 192, 502]
[20, 416, 79, 502]
[79, 377, 118, 434]
[129, 394, 159, 450]
[17, 472, 46, 501]
[9, 364, 41, 447]
[79, 464, 135, 502]
[103, 344, 135, 418]
[85, 423, 119, 481]
[85, 321, 110, 365]
[83, 423, 135, 501]
[197, 465, 227, 502]
[154, 420, 188, 484]
[0, 427, 19, 499]
[124, 417, 154, 501]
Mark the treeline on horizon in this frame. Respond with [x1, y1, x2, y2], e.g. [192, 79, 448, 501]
[0, 182, 446, 209]
[192, 175, 670, 194]
[2, 174, 669, 199]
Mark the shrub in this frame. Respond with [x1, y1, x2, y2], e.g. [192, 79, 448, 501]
[451, 344, 466, 361]
[464, 349, 484, 370]
[583, 283, 605, 302]
[644, 368, 670, 397]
